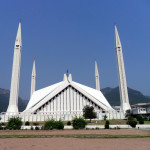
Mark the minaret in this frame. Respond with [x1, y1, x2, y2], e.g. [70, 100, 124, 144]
[7, 21, 22, 113]
[95, 60, 100, 91]
[30, 59, 36, 98]
[115, 25, 131, 111]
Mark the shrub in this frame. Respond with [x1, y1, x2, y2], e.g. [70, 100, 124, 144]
[127, 116, 137, 128]
[83, 105, 97, 122]
[25, 121, 30, 126]
[143, 117, 148, 121]
[136, 115, 144, 124]
[67, 121, 71, 126]
[136, 115, 143, 121]
[44, 120, 64, 130]
[105, 120, 110, 129]
[0, 123, 3, 130]
[6, 117, 22, 130]
[127, 120, 137, 128]
[55, 120, 64, 129]
[128, 116, 134, 121]
[72, 117, 87, 129]
[139, 119, 144, 124]
[44, 120, 55, 130]
[1, 123, 6, 126]
[35, 126, 39, 130]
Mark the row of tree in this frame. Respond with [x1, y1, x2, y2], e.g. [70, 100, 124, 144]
[0, 105, 100, 130]
[2, 105, 148, 130]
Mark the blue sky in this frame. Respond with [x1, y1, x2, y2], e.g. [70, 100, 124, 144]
[0, 0, 150, 100]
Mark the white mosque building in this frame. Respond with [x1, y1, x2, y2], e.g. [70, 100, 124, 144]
[3, 21, 130, 121]
[25, 72, 113, 114]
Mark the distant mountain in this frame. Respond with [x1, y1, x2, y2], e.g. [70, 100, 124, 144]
[24, 100, 29, 105]
[101, 87, 150, 106]
[0, 88, 27, 112]
[0, 87, 150, 112]
[145, 96, 150, 99]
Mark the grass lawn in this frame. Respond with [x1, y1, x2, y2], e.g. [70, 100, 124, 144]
[0, 134, 150, 139]
[87, 119, 127, 125]
[87, 120, 150, 125]
[0, 129, 150, 139]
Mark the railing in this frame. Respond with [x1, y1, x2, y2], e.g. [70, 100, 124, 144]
[0, 111, 125, 122]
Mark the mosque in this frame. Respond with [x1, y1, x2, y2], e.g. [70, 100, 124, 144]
[5, 21, 131, 121]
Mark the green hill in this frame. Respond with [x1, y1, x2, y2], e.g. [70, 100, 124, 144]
[0, 88, 26, 112]
[101, 87, 150, 106]
[0, 87, 150, 112]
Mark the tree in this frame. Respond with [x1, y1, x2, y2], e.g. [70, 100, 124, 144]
[67, 121, 71, 126]
[6, 117, 22, 130]
[83, 105, 97, 122]
[105, 120, 110, 129]
[136, 115, 143, 121]
[126, 116, 137, 128]
[136, 115, 144, 124]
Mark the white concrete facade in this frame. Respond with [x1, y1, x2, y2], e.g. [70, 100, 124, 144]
[7, 22, 22, 113]
[0, 110, 125, 122]
[115, 25, 131, 111]
[24, 74, 113, 115]
[5, 22, 133, 120]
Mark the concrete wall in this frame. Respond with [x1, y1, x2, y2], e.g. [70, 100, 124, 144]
[0, 111, 125, 122]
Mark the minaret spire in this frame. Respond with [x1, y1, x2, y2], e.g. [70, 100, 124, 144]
[115, 25, 131, 111]
[95, 60, 100, 91]
[66, 68, 68, 77]
[30, 58, 36, 98]
[7, 21, 22, 113]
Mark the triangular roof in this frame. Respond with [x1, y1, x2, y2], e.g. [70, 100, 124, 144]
[26, 81, 64, 110]
[25, 78, 113, 112]
[72, 81, 111, 109]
